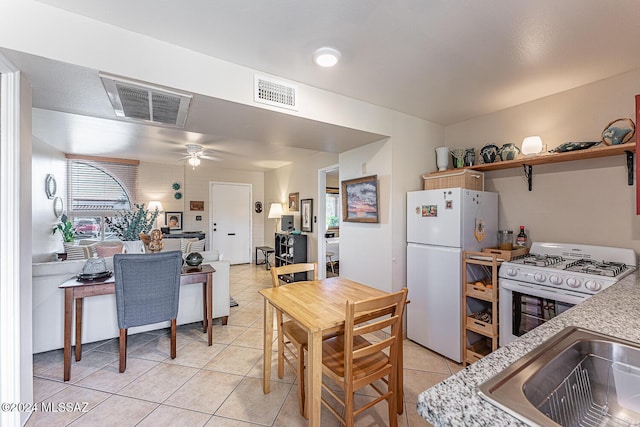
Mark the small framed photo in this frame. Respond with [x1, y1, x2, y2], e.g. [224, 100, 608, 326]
[190, 200, 204, 211]
[301, 199, 313, 232]
[165, 212, 183, 230]
[342, 175, 379, 223]
[288, 192, 299, 211]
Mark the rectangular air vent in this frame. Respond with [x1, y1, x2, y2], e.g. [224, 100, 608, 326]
[100, 72, 192, 127]
[254, 75, 298, 111]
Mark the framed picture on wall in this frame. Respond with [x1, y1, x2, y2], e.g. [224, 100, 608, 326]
[301, 198, 313, 232]
[341, 175, 379, 223]
[288, 192, 299, 211]
[165, 212, 183, 230]
[190, 200, 204, 211]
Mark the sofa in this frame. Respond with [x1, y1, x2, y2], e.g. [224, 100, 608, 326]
[32, 241, 229, 353]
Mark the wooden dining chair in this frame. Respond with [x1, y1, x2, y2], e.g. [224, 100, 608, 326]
[270, 262, 318, 417]
[113, 251, 183, 373]
[320, 288, 408, 427]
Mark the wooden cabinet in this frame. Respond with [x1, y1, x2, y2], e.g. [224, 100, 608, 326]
[274, 233, 308, 282]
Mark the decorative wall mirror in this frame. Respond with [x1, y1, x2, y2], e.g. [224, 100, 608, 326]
[45, 174, 57, 199]
[53, 196, 64, 218]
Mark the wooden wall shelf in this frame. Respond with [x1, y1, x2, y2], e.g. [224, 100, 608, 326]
[462, 143, 635, 190]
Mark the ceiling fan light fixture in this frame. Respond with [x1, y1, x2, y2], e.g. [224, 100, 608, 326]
[188, 156, 200, 168]
[313, 47, 341, 67]
[186, 144, 203, 154]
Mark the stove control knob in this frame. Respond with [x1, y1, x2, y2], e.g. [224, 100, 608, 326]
[585, 280, 602, 292]
[506, 268, 518, 277]
[549, 275, 563, 285]
[534, 272, 546, 283]
[566, 277, 581, 288]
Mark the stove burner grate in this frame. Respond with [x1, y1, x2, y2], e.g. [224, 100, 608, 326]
[563, 259, 628, 277]
[513, 253, 565, 267]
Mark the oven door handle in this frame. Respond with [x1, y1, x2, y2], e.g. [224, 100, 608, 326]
[500, 281, 587, 305]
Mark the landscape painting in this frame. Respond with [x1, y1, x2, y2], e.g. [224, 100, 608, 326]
[341, 175, 379, 223]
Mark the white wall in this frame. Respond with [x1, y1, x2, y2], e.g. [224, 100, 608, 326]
[339, 139, 394, 292]
[109, 162, 264, 255]
[265, 152, 339, 263]
[444, 68, 640, 253]
[32, 137, 67, 262]
[390, 113, 445, 292]
[183, 165, 265, 253]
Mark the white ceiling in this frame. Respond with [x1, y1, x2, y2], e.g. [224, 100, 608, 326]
[7, 0, 640, 170]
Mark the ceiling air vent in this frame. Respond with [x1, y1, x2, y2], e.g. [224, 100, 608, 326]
[254, 75, 298, 111]
[100, 72, 192, 127]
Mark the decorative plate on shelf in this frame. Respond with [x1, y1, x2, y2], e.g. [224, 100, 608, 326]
[601, 118, 635, 145]
[549, 141, 600, 153]
[174, 192, 182, 200]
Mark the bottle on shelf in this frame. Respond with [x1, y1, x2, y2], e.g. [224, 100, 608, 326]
[515, 226, 527, 248]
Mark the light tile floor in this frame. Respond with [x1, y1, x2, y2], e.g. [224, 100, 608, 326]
[28, 263, 461, 426]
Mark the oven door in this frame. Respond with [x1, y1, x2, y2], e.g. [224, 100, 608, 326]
[499, 279, 588, 347]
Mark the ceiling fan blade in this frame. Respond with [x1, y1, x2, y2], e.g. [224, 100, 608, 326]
[200, 155, 223, 161]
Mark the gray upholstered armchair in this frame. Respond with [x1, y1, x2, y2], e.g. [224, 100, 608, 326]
[113, 251, 182, 373]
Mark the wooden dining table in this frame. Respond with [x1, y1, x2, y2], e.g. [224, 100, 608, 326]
[59, 264, 215, 382]
[259, 276, 404, 427]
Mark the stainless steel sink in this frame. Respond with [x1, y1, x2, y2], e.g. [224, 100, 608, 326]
[478, 327, 640, 426]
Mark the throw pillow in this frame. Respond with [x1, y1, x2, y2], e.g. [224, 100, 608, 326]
[94, 244, 124, 258]
[180, 238, 199, 253]
[63, 242, 96, 260]
[185, 239, 205, 254]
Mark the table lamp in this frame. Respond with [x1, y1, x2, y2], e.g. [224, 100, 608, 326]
[268, 202, 283, 231]
[522, 136, 543, 156]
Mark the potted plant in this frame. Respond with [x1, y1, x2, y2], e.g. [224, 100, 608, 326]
[105, 203, 159, 253]
[52, 214, 76, 260]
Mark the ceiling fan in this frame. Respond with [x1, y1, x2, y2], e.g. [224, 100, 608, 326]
[180, 144, 222, 169]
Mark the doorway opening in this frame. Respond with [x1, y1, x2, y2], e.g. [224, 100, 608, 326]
[317, 165, 340, 279]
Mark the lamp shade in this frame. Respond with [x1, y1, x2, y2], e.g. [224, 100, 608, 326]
[147, 200, 164, 212]
[522, 136, 543, 156]
[268, 203, 283, 219]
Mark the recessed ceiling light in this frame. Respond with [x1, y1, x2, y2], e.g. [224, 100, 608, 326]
[313, 47, 341, 67]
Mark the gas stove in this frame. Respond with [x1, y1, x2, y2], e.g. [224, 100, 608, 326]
[499, 242, 637, 295]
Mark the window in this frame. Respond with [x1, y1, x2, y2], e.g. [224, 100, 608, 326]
[326, 187, 340, 230]
[67, 156, 139, 241]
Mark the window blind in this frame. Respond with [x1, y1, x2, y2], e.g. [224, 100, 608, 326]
[67, 156, 139, 215]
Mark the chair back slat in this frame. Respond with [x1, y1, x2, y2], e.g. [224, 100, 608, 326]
[270, 262, 318, 287]
[113, 251, 182, 329]
[353, 316, 396, 337]
[353, 337, 393, 360]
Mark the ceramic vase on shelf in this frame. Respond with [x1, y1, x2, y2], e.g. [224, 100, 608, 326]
[435, 146, 450, 171]
[464, 148, 476, 166]
[498, 143, 520, 161]
[451, 148, 464, 168]
[480, 144, 499, 163]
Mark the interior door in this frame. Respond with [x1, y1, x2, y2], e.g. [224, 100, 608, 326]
[210, 182, 251, 264]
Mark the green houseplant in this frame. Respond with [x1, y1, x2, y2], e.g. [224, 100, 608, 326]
[52, 214, 76, 243]
[105, 203, 159, 241]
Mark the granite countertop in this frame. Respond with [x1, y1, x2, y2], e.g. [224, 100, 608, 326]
[417, 273, 640, 426]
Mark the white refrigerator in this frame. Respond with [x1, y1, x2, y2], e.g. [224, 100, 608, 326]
[406, 188, 498, 362]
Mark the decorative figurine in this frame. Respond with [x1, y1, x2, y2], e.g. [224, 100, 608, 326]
[140, 229, 164, 253]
